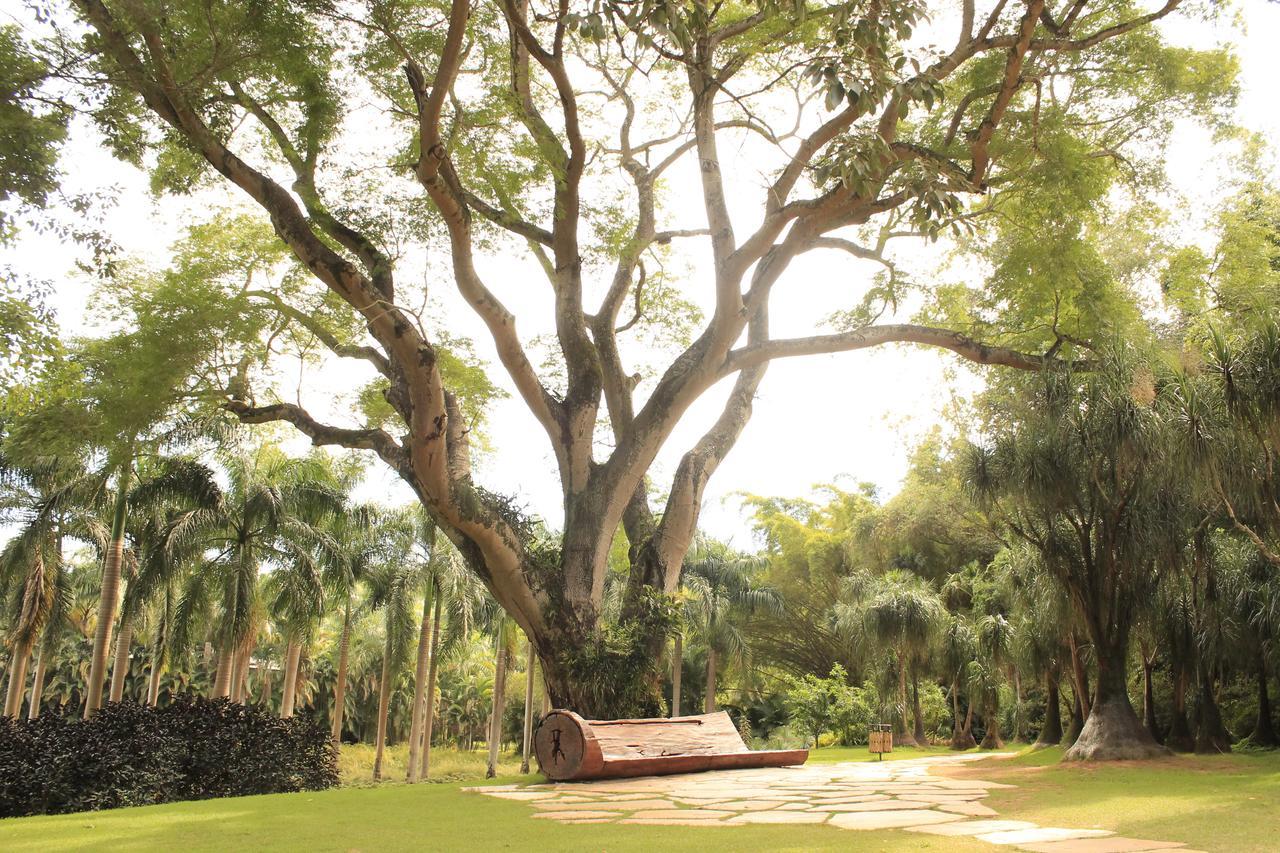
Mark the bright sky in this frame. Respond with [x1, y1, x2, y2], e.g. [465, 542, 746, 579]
[4, 2, 1280, 550]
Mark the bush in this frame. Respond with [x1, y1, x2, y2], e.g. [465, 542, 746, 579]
[0, 696, 338, 817]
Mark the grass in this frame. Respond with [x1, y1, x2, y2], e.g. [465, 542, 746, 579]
[337, 743, 524, 786]
[944, 744, 1280, 853]
[3, 741, 1276, 851]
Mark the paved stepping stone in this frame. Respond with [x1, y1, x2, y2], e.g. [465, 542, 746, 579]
[620, 818, 730, 826]
[908, 819, 1041, 836]
[533, 798, 673, 811]
[829, 809, 966, 830]
[727, 811, 830, 824]
[1017, 839, 1186, 853]
[484, 791, 558, 801]
[939, 801, 1000, 816]
[978, 828, 1115, 845]
[628, 809, 734, 820]
[531, 810, 622, 820]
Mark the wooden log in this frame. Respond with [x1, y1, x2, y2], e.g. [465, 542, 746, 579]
[532, 710, 808, 781]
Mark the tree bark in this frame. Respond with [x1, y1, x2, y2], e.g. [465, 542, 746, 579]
[1069, 633, 1092, 720]
[107, 610, 134, 704]
[1012, 667, 1025, 742]
[1249, 652, 1277, 747]
[949, 679, 977, 749]
[1033, 672, 1063, 750]
[894, 654, 919, 747]
[407, 587, 434, 782]
[1165, 667, 1194, 752]
[1063, 639, 1168, 761]
[373, 630, 393, 781]
[486, 633, 509, 778]
[27, 641, 47, 719]
[671, 632, 683, 717]
[419, 587, 443, 779]
[280, 640, 302, 719]
[703, 648, 717, 713]
[4, 638, 33, 718]
[146, 642, 164, 707]
[521, 640, 535, 774]
[911, 666, 927, 745]
[1194, 667, 1231, 754]
[979, 702, 1004, 749]
[1142, 655, 1163, 744]
[85, 465, 130, 717]
[331, 595, 353, 741]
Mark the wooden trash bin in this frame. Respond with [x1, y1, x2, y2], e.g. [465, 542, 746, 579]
[532, 709, 809, 781]
[869, 723, 893, 760]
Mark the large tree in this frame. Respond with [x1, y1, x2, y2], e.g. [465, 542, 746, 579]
[42, 0, 1233, 713]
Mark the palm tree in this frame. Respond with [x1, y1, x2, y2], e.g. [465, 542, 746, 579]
[975, 613, 1013, 749]
[162, 444, 342, 700]
[486, 617, 519, 778]
[939, 614, 978, 749]
[679, 542, 780, 714]
[837, 570, 942, 747]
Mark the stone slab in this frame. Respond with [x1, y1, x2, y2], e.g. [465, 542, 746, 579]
[1017, 839, 1186, 853]
[979, 828, 1115, 845]
[829, 809, 966, 830]
[628, 809, 734, 820]
[908, 820, 1041, 837]
[619, 818, 730, 826]
[727, 811, 830, 824]
[938, 801, 1000, 816]
[531, 810, 622, 820]
[533, 798, 673, 811]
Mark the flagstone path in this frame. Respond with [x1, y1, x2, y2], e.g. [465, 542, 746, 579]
[466, 753, 1205, 852]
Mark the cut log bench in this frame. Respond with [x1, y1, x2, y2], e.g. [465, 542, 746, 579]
[532, 709, 809, 781]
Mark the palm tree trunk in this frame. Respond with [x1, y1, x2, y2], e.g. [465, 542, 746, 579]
[894, 653, 918, 747]
[419, 587, 443, 780]
[1034, 672, 1063, 749]
[1068, 633, 1091, 720]
[703, 648, 717, 713]
[520, 640, 535, 774]
[27, 641, 47, 719]
[1194, 665, 1231, 753]
[373, 631, 393, 781]
[330, 595, 353, 741]
[486, 631, 509, 778]
[4, 638, 34, 718]
[407, 587, 434, 782]
[1250, 651, 1277, 747]
[85, 463, 130, 717]
[911, 666, 926, 744]
[1012, 667, 1025, 742]
[1142, 654, 1162, 744]
[1165, 667, 1194, 752]
[671, 632, 683, 716]
[108, 611, 133, 703]
[146, 642, 164, 707]
[280, 640, 302, 718]
[949, 678, 976, 749]
[979, 701, 1004, 749]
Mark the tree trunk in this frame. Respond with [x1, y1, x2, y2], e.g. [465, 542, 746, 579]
[1064, 692, 1085, 747]
[373, 630, 393, 781]
[1249, 652, 1277, 747]
[231, 635, 253, 703]
[280, 640, 302, 718]
[1063, 639, 1168, 761]
[27, 641, 47, 719]
[894, 653, 919, 747]
[486, 632, 509, 778]
[109, 612, 137, 704]
[521, 640, 535, 774]
[1194, 666, 1231, 754]
[911, 666, 927, 745]
[85, 466, 130, 717]
[1033, 672, 1063, 750]
[949, 679, 977, 749]
[146, 643, 164, 707]
[703, 648, 717, 713]
[979, 701, 1004, 749]
[419, 587, 443, 780]
[1165, 667, 1194, 752]
[1142, 655, 1163, 744]
[407, 587, 434, 782]
[1012, 667, 1025, 742]
[1069, 633, 1092, 720]
[671, 632, 683, 717]
[4, 638, 33, 718]
[330, 595, 353, 741]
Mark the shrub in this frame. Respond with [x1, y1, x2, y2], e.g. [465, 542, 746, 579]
[0, 696, 338, 818]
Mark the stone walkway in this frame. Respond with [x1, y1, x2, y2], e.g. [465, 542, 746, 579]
[467, 753, 1203, 852]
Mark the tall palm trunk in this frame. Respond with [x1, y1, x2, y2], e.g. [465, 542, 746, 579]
[911, 666, 926, 744]
[979, 699, 1004, 749]
[949, 677, 977, 749]
[280, 640, 302, 718]
[419, 587, 443, 779]
[407, 587, 434, 782]
[85, 463, 131, 717]
[487, 632, 509, 778]
[146, 643, 165, 706]
[27, 641, 47, 719]
[1250, 652, 1277, 747]
[671, 632, 683, 716]
[373, 629, 394, 781]
[894, 653, 918, 747]
[231, 636, 254, 703]
[1012, 667, 1025, 742]
[4, 638, 34, 718]
[520, 640, 535, 774]
[1165, 667, 1194, 752]
[1142, 653, 1162, 744]
[108, 611, 133, 703]
[330, 595, 353, 741]
[1068, 633, 1091, 719]
[1034, 672, 1063, 749]
[703, 648, 717, 713]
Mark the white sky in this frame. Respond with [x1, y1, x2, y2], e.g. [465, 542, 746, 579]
[4, 2, 1280, 550]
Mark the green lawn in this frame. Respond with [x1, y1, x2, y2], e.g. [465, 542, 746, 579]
[3, 744, 1276, 851]
[947, 746, 1280, 853]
